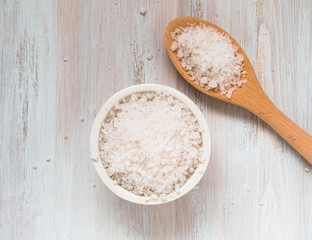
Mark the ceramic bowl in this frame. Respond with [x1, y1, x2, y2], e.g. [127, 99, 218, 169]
[90, 84, 211, 205]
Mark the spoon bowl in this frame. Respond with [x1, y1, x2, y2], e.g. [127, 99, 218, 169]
[165, 16, 312, 164]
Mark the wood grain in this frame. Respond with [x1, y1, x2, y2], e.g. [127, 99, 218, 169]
[1, 0, 312, 239]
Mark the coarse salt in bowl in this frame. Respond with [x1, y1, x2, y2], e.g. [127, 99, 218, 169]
[90, 84, 211, 205]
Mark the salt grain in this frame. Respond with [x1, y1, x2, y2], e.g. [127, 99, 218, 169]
[170, 24, 247, 98]
[99, 92, 203, 197]
[146, 54, 153, 61]
[139, 8, 146, 15]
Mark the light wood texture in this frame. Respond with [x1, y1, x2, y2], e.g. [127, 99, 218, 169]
[1, 0, 312, 240]
[165, 16, 312, 164]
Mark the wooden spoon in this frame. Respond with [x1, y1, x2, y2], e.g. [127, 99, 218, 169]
[165, 16, 312, 165]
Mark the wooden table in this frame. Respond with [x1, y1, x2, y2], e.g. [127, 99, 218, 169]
[1, 0, 311, 239]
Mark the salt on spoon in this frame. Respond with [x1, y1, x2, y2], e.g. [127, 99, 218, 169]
[170, 23, 247, 99]
[165, 17, 312, 164]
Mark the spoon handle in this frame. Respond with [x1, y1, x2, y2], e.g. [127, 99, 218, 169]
[249, 95, 312, 164]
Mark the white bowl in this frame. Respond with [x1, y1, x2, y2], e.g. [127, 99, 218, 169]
[90, 84, 211, 205]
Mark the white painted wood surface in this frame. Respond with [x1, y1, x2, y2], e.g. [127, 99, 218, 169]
[1, 0, 312, 239]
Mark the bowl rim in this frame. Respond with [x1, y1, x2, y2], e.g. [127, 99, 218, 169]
[90, 84, 211, 205]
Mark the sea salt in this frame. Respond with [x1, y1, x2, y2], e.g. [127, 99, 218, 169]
[99, 92, 203, 197]
[139, 8, 146, 16]
[170, 24, 247, 98]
